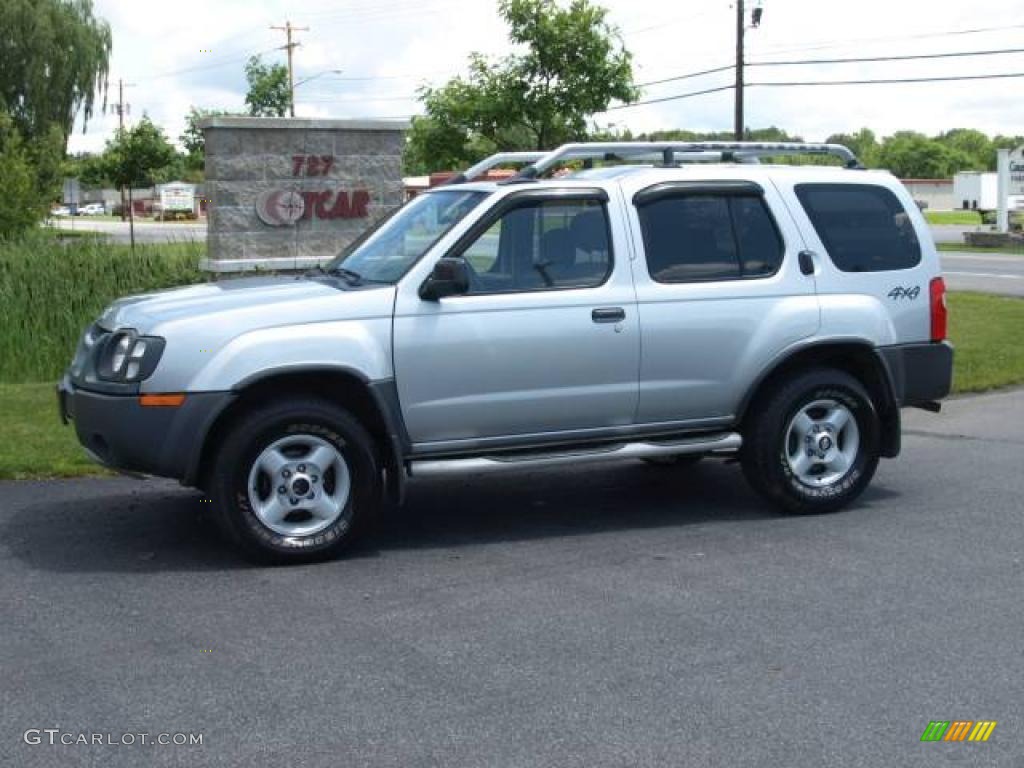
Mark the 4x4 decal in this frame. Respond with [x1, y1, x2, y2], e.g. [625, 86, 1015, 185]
[887, 285, 921, 300]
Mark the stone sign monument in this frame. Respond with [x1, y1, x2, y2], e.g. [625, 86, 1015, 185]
[200, 116, 408, 272]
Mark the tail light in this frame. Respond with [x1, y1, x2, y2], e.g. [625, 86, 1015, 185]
[929, 277, 947, 342]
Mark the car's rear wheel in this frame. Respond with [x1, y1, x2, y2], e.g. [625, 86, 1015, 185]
[740, 368, 880, 514]
[209, 398, 380, 563]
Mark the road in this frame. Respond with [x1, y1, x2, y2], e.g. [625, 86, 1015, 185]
[2, 389, 1023, 767]
[51, 217, 205, 244]
[940, 251, 1024, 297]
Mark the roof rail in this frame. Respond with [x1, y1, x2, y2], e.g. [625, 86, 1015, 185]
[513, 141, 863, 179]
[442, 151, 547, 185]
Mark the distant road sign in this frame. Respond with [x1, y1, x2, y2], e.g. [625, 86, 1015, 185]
[62, 178, 81, 206]
[1009, 145, 1024, 197]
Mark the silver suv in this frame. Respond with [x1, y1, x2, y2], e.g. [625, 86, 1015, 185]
[58, 142, 954, 563]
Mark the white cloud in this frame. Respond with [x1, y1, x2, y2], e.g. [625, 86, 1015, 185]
[66, 0, 1024, 155]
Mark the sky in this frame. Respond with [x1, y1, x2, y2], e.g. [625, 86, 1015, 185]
[67, 0, 1024, 155]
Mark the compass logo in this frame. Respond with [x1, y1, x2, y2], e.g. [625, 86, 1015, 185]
[255, 189, 306, 227]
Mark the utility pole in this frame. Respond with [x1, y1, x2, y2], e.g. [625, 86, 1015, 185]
[109, 78, 134, 220]
[271, 20, 309, 117]
[734, 0, 745, 141]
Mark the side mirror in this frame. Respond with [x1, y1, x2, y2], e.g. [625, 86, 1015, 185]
[419, 257, 470, 301]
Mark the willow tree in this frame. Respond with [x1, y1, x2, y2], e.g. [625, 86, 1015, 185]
[0, 0, 112, 144]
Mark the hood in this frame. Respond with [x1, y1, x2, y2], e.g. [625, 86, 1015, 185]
[99, 275, 395, 336]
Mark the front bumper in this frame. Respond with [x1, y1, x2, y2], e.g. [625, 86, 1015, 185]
[57, 374, 233, 484]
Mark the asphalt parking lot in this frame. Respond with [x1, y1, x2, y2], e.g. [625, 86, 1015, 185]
[2, 389, 1022, 767]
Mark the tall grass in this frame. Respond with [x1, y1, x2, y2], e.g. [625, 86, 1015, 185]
[0, 231, 206, 383]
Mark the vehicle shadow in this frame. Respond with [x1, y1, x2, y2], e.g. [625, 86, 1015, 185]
[1, 460, 899, 573]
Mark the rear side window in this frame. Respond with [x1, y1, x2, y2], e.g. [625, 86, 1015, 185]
[795, 183, 921, 272]
[636, 194, 783, 283]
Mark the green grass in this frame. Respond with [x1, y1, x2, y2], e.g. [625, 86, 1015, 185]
[925, 210, 983, 226]
[0, 383, 110, 480]
[947, 292, 1024, 393]
[0, 230, 205, 383]
[937, 241, 1024, 255]
[1, 292, 1020, 481]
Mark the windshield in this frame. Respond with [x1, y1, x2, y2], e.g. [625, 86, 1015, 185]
[327, 190, 488, 283]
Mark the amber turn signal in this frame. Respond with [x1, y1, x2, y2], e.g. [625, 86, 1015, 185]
[139, 393, 186, 408]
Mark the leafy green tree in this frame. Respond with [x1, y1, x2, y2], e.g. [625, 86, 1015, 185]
[935, 129, 990, 171]
[406, 0, 638, 173]
[0, 114, 46, 237]
[102, 116, 176, 243]
[180, 106, 231, 176]
[244, 56, 290, 117]
[0, 0, 111, 141]
[825, 128, 879, 167]
[877, 131, 972, 178]
[103, 116, 176, 191]
[63, 151, 114, 188]
[0, 0, 111, 234]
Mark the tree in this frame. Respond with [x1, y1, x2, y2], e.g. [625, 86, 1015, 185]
[104, 115, 176, 188]
[180, 106, 231, 176]
[244, 56, 290, 117]
[102, 116, 176, 244]
[63, 151, 114, 188]
[0, 115, 45, 237]
[825, 128, 879, 167]
[877, 131, 972, 178]
[0, 0, 111, 142]
[0, 0, 111, 235]
[405, 0, 638, 173]
[935, 128, 991, 171]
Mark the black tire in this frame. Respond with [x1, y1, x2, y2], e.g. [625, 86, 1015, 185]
[740, 368, 880, 515]
[209, 398, 380, 564]
[642, 454, 705, 468]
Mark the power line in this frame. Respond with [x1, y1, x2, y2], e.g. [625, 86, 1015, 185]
[608, 71, 1024, 110]
[634, 22, 1024, 86]
[621, 6, 719, 37]
[637, 64, 733, 88]
[751, 71, 1024, 87]
[298, 95, 417, 103]
[750, 22, 1024, 58]
[752, 46, 1024, 67]
[634, 45, 1024, 90]
[140, 46, 282, 82]
[607, 84, 736, 109]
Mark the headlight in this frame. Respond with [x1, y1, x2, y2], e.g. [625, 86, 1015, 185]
[97, 329, 165, 383]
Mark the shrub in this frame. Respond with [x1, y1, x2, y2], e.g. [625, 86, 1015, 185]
[0, 117, 48, 237]
[0, 230, 205, 382]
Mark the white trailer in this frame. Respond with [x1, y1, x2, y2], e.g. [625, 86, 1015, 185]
[953, 172, 998, 212]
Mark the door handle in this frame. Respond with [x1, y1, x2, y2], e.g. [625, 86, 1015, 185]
[592, 307, 626, 323]
[798, 250, 816, 276]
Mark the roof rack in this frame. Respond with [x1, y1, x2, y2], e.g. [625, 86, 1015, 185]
[504, 141, 863, 179]
[442, 151, 547, 185]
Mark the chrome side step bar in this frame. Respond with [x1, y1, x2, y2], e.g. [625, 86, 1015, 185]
[409, 432, 742, 477]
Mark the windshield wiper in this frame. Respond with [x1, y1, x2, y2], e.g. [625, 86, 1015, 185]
[329, 266, 364, 285]
[303, 264, 326, 278]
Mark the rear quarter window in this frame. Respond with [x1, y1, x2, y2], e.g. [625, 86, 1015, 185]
[795, 183, 921, 272]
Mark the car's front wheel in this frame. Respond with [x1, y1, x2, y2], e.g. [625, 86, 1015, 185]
[740, 368, 880, 515]
[209, 398, 380, 563]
